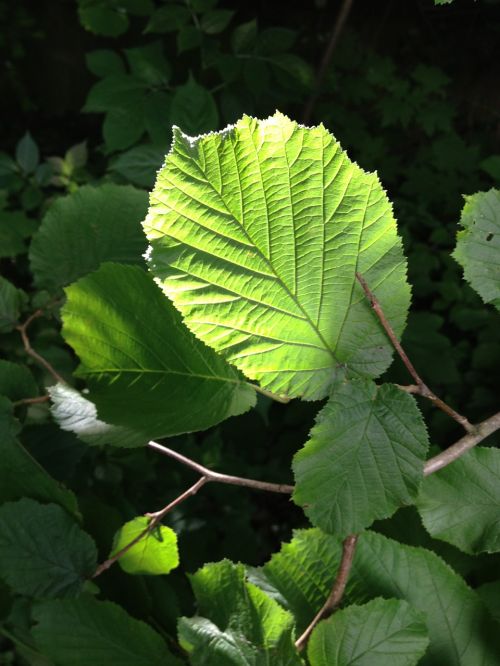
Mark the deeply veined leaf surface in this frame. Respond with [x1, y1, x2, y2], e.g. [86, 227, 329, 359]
[144, 112, 410, 400]
[307, 598, 429, 666]
[61, 263, 255, 438]
[293, 379, 429, 536]
[417, 447, 500, 554]
[453, 188, 500, 310]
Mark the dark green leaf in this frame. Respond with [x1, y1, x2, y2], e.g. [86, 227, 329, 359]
[16, 132, 40, 174]
[308, 598, 429, 666]
[111, 517, 179, 575]
[293, 380, 429, 536]
[144, 5, 190, 33]
[417, 447, 500, 554]
[200, 9, 234, 35]
[109, 143, 165, 188]
[103, 103, 145, 151]
[0, 277, 27, 332]
[256, 28, 296, 55]
[77, 1, 129, 37]
[125, 42, 171, 86]
[0, 397, 78, 515]
[33, 596, 182, 665]
[177, 25, 203, 54]
[61, 263, 256, 438]
[0, 499, 96, 598]
[0, 360, 37, 402]
[86, 49, 125, 77]
[231, 20, 258, 53]
[84, 75, 146, 113]
[170, 75, 219, 135]
[29, 184, 148, 291]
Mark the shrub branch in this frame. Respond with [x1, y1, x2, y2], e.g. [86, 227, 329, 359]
[355, 272, 475, 433]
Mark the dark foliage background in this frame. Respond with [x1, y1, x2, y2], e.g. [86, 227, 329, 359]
[1, 0, 499, 662]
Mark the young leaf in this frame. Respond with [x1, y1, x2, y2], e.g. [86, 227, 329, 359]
[144, 112, 410, 400]
[110, 517, 179, 575]
[50, 383, 146, 448]
[453, 188, 500, 310]
[293, 380, 429, 536]
[61, 263, 256, 438]
[0, 277, 26, 332]
[417, 447, 500, 554]
[178, 560, 302, 665]
[29, 184, 148, 291]
[0, 397, 77, 515]
[33, 596, 182, 665]
[0, 499, 97, 598]
[307, 598, 429, 666]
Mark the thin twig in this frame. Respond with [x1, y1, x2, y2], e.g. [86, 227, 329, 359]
[424, 410, 500, 476]
[295, 534, 358, 651]
[16, 309, 65, 384]
[13, 395, 50, 407]
[93, 477, 207, 578]
[355, 272, 474, 433]
[303, 0, 355, 123]
[147, 441, 294, 494]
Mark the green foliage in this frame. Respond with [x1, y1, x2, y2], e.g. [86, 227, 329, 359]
[417, 447, 500, 554]
[145, 112, 410, 400]
[111, 517, 179, 575]
[307, 598, 429, 666]
[61, 263, 255, 437]
[1, 1, 500, 664]
[0, 499, 96, 598]
[32, 596, 182, 665]
[293, 379, 429, 535]
[453, 189, 500, 310]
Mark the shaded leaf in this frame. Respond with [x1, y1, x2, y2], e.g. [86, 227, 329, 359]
[0, 499, 96, 598]
[33, 596, 182, 665]
[170, 75, 218, 135]
[16, 132, 39, 174]
[111, 517, 179, 575]
[144, 112, 410, 400]
[417, 447, 500, 554]
[61, 263, 256, 438]
[0, 277, 26, 332]
[86, 49, 125, 77]
[109, 143, 165, 188]
[293, 380, 429, 536]
[453, 188, 500, 310]
[29, 184, 148, 291]
[308, 598, 429, 666]
[0, 360, 38, 402]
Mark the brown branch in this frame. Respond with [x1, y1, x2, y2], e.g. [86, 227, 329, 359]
[355, 272, 474, 433]
[303, 0, 355, 124]
[13, 395, 50, 407]
[424, 410, 500, 476]
[16, 309, 65, 385]
[147, 441, 294, 494]
[93, 477, 207, 578]
[295, 534, 358, 651]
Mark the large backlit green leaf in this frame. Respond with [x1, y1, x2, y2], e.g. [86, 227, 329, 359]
[256, 529, 500, 665]
[293, 379, 429, 536]
[29, 184, 148, 291]
[417, 447, 500, 554]
[61, 263, 255, 438]
[110, 517, 179, 575]
[453, 188, 500, 310]
[144, 112, 410, 400]
[178, 560, 301, 665]
[307, 598, 429, 666]
[0, 499, 96, 598]
[33, 597, 182, 665]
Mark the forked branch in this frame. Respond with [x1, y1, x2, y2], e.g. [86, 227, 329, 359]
[355, 272, 475, 433]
